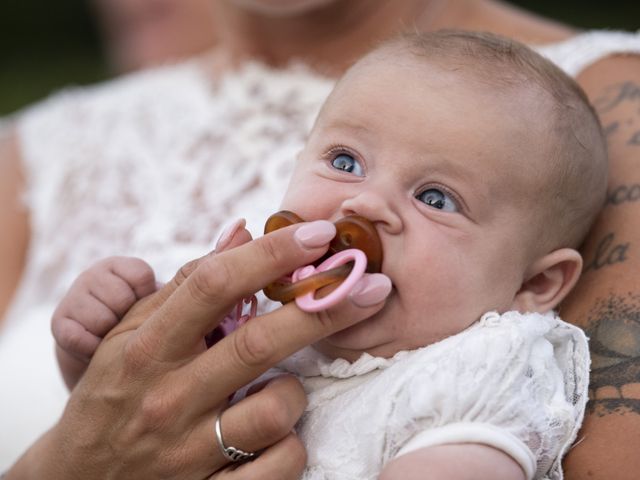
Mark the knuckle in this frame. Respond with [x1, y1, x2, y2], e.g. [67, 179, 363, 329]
[72, 268, 95, 291]
[90, 312, 120, 337]
[255, 392, 295, 439]
[131, 258, 155, 281]
[286, 435, 308, 475]
[118, 257, 155, 284]
[271, 375, 307, 408]
[174, 258, 201, 287]
[50, 311, 64, 338]
[154, 450, 188, 479]
[258, 235, 286, 266]
[231, 323, 275, 369]
[93, 256, 123, 275]
[138, 391, 174, 433]
[313, 307, 339, 333]
[59, 328, 82, 352]
[186, 257, 234, 307]
[97, 255, 121, 266]
[121, 335, 154, 374]
[257, 435, 307, 480]
[110, 287, 138, 316]
[133, 267, 156, 294]
[54, 319, 88, 354]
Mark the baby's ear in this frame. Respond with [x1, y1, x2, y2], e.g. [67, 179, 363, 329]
[511, 248, 582, 313]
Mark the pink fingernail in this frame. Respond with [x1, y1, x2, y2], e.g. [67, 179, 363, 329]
[215, 218, 246, 252]
[349, 274, 392, 307]
[294, 221, 336, 249]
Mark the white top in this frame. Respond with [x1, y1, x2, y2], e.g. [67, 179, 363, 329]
[272, 311, 589, 480]
[0, 29, 639, 467]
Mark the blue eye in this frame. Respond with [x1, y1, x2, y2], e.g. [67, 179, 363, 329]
[331, 153, 364, 176]
[416, 188, 458, 212]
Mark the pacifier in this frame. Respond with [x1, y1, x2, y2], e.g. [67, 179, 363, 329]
[209, 211, 383, 350]
[262, 210, 383, 312]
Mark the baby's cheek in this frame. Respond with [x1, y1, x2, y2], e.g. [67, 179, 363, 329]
[280, 190, 333, 220]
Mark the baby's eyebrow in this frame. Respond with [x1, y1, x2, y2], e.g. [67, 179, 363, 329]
[418, 155, 476, 184]
[415, 155, 493, 213]
[319, 120, 373, 138]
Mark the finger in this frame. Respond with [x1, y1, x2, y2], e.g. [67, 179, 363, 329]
[160, 222, 252, 304]
[221, 227, 252, 252]
[57, 257, 155, 338]
[52, 316, 102, 360]
[185, 273, 391, 411]
[210, 433, 306, 480]
[53, 272, 114, 338]
[113, 223, 254, 337]
[100, 256, 157, 305]
[179, 375, 306, 475]
[215, 219, 253, 253]
[107, 252, 211, 339]
[107, 224, 254, 342]
[217, 375, 306, 454]
[137, 221, 336, 361]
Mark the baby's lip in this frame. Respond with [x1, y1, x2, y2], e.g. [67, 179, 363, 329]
[383, 270, 397, 295]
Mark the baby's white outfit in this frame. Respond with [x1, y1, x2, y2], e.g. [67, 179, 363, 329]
[1, 30, 639, 467]
[268, 311, 589, 480]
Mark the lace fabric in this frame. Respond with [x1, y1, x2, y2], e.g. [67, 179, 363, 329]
[1, 29, 639, 467]
[13, 60, 332, 315]
[0, 58, 333, 467]
[278, 312, 589, 480]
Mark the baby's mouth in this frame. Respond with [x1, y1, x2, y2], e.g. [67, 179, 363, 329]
[263, 262, 353, 304]
[262, 211, 384, 306]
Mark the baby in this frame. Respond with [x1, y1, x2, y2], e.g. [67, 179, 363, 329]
[52, 31, 607, 479]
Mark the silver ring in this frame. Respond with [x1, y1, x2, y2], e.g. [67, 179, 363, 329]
[215, 412, 256, 463]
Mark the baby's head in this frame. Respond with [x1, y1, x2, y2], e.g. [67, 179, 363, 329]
[281, 30, 607, 360]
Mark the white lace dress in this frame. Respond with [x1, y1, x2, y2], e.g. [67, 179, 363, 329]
[1, 30, 639, 468]
[272, 311, 589, 480]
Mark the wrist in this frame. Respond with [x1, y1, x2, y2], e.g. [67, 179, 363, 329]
[4, 427, 69, 480]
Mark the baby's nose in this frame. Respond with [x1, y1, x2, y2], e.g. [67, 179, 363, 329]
[339, 191, 402, 235]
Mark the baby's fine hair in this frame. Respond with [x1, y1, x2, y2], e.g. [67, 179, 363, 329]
[370, 30, 608, 251]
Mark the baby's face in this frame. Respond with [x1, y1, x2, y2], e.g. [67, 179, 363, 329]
[281, 55, 548, 360]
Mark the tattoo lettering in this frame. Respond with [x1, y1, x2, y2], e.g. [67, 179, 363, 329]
[593, 81, 640, 114]
[607, 184, 640, 206]
[585, 294, 640, 416]
[584, 232, 630, 271]
[630, 130, 640, 146]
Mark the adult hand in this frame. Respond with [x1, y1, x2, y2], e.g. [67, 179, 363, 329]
[6, 220, 391, 480]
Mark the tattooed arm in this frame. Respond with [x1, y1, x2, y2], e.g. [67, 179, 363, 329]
[561, 55, 640, 480]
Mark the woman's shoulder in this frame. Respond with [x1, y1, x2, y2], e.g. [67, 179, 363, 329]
[458, 0, 577, 45]
[468, 1, 640, 76]
[535, 30, 640, 78]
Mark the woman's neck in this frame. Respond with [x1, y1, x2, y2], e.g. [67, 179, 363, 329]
[212, 0, 463, 76]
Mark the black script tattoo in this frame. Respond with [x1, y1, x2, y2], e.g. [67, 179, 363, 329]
[584, 232, 630, 272]
[594, 82, 640, 114]
[584, 294, 640, 416]
[629, 130, 640, 146]
[607, 184, 640, 206]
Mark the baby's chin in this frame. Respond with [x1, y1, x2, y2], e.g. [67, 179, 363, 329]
[312, 310, 400, 362]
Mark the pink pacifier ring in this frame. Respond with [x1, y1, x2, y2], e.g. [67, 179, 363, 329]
[293, 249, 367, 312]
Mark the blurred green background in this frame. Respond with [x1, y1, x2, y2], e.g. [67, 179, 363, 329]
[1, 1, 638, 116]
